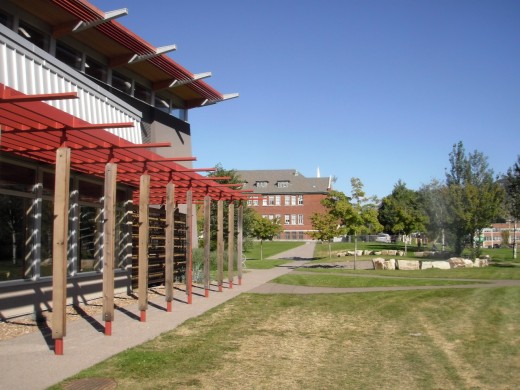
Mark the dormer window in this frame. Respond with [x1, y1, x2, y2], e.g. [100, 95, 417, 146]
[277, 181, 289, 188]
[255, 181, 268, 188]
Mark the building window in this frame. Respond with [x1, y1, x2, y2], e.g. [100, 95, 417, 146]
[275, 195, 281, 206]
[298, 195, 304, 205]
[253, 199, 259, 206]
[255, 181, 268, 188]
[247, 200, 252, 206]
[85, 56, 107, 82]
[134, 82, 151, 104]
[298, 214, 304, 225]
[56, 42, 82, 70]
[268, 196, 275, 206]
[284, 195, 291, 206]
[262, 197, 267, 206]
[291, 214, 297, 225]
[154, 96, 170, 113]
[291, 196, 297, 206]
[112, 71, 132, 94]
[284, 215, 290, 225]
[277, 181, 289, 188]
[18, 21, 49, 52]
[0, 10, 13, 28]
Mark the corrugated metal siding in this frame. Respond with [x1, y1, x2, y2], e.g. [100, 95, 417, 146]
[0, 28, 142, 143]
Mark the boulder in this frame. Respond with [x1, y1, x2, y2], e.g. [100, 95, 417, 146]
[355, 250, 363, 257]
[421, 261, 433, 269]
[347, 251, 356, 256]
[462, 259, 474, 268]
[397, 250, 405, 256]
[381, 250, 388, 255]
[385, 259, 396, 270]
[431, 261, 451, 269]
[396, 259, 420, 270]
[374, 251, 382, 256]
[363, 250, 372, 256]
[448, 257, 467, 268]
[415, 252, 425, 258]
[474, 258, 489, 267]
[388, 250, 397, 256]
[372, 257, 386, 270]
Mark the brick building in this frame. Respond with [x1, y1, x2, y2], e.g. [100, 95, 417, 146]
[482, 223, 519, 248]
[237, 169, 332, 240]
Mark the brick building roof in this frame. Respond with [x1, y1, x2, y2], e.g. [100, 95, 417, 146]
[236, 169, 331, 195]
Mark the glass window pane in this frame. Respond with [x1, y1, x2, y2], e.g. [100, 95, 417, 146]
[79, 206, 101, 272]
[134, 83, 151, 103]
[0, 161, 35, 192]
[0, 195, 32, 281]
[85, 56, 107, 82]
[78, 180, 102, 203]
[112, 71, 132, 94]
[56, 41, 82, 70]
[18, 21, 49, 52]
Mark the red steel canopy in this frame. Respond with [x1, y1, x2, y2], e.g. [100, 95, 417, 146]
[0, 84, 247, 203]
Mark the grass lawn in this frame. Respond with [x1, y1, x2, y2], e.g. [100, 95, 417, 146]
[302, 264, 520, 280]
[54, 287, 520, 390]
[272, 273, 484, 288]
[243, 240, 305, 260]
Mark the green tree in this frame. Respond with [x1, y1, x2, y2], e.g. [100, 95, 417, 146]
[418, 179, 449, 249]
[251, 214, 283, 260]
[201, 164, 255, 251]
[309, 212, 345, 259]
[505, 156, 520, 258]
[445, 141, 504, 258]
[378, 180, 428, 252]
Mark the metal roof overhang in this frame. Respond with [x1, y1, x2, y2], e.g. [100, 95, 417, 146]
[13, 0, 228, 107]
[0, 84, 246, 203]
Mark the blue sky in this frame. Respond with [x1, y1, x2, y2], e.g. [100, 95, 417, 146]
[93, 0, 520, 199]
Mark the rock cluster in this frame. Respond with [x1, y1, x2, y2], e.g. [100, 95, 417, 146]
[372, 256, 489, 270]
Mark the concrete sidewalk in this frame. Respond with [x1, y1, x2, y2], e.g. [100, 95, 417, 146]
[0, 264, 300, 390]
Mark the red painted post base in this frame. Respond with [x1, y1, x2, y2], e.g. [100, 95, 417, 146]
[54, 338, 64, 355]
[140, 310, 146, 322]
[187, 294, 192, 304]
[105, 321, 112, 336]
[229, 281, 233, 289]
[205, 289, 209, 298]
[238, 277, 242, 286]
[218, 284, 223, 292]
[167, 301, 172, 312]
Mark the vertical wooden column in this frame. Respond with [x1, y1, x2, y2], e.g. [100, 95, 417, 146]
[138, 173, 150, 322]
[165, 182, 175, 312]
[186, 189, 193, 304]
[237, 202, 244, 285]
[227, 202, 235, 289]
[102, 163, 117, 335]
[217, 199, 224, 292]
[203, 194, 211, 298]
[51, 147, 71, 355]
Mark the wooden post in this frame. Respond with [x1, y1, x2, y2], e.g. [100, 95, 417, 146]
[203, 195, 211, 297]
[51, 147, 71, 355]
[217, 199, 224, 292]
[186, 189, 193, 304]
[227, 202, 235, 288]
[138, 173, 150, 322]
[102, 163, 117, 335]
[165, 182, 175, 312]
[237, 202, 244, 285]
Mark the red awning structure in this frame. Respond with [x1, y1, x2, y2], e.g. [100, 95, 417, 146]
[0, 84, 246, 202]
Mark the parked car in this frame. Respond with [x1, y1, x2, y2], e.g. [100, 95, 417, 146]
[375, 233, 391, 243]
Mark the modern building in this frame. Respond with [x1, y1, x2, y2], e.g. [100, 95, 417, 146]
[482, 222, 519, 249]
[0, 0, 244, 327]
[237, 169, 332, 240]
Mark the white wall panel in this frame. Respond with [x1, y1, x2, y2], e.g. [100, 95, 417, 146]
[0, 29, 142, 144]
